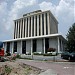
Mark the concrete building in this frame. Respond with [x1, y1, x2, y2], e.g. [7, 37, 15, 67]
[3, 10, 65, 54]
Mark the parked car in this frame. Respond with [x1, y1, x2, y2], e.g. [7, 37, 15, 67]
[61, 51, 75, 61]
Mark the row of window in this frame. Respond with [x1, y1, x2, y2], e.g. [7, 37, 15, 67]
[14, 13, 49, 39]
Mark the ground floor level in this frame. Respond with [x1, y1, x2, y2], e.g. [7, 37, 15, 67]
[3, 35, 65, 55]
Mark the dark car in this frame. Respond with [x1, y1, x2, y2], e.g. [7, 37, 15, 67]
[61, 51, 75, 61]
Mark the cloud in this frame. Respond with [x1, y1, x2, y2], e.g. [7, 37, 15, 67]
[0, 0, 38, 41]
[39, 0, 74, 37]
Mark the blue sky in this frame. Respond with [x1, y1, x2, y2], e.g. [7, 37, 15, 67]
[0, 0, 74, 41]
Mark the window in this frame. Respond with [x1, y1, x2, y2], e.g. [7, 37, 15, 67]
[26, 18, 28, 37]
[39, 15, 41, 35]
[24, 19, 25, 37]
[45, 13, 48, 35]
[35, 15, 37, 36]
[29, 17, 31, 37]
[14, 41, 17, 53]
[42, 14, 44, 35]
[32, 16, 34, 36]
[14, 21, 16, 39]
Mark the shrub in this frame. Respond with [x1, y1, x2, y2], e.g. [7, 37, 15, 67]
[47, 48, 56, 52]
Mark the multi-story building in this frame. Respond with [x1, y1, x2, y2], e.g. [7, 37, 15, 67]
[3, 10, 65, 54]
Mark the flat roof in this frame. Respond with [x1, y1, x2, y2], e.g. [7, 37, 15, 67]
[3, 34, 66, 42]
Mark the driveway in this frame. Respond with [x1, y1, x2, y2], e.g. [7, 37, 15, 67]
[16, 59, 75, 75]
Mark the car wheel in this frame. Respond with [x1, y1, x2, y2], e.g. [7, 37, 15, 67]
[68, 57, 71, 61]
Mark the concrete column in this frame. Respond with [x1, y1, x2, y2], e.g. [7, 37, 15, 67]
[34, 16, 36, 36]
[37, 15, 39, 36]
[47, 12, 50, 34]
[40, 14, 42, 35]
[31, 39, 33, 55]
[22, 18, 24, 38]
[14, 21, 16, 39]
[11, 42, 14, 54]
[25, 18, 27, 37]
[21, 40, 22, 54]
[31, 17, 33, 37]
[16, 20, 20, 38]
[15, 21, 17, 38]
[44, 13, 46, 35]
[58, 37, 60, 53]
[61, 40, 63, 52]
[20, 19, 22, 38]
[4, 42, 7, 53]
[44, 38, 45, 54]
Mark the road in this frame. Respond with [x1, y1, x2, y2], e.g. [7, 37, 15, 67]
[17, 59, 75, 75]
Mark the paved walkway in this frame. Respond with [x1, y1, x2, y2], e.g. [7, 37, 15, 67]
[16, 59, 75, 75]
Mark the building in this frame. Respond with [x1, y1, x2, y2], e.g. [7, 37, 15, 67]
[3, 10, 65, 55]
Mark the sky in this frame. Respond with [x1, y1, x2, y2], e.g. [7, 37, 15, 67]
[0, 0, 75, 41]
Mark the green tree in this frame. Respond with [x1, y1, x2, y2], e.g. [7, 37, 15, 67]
[66, 23, 75, 52]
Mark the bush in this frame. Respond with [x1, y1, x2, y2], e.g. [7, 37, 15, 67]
[33, 52, 43, 55]
[47, 48, 56, 52]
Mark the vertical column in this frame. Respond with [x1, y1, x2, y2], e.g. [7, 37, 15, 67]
[17, 20, 19, 38]
[58, 37, 60, 53]
[40, 14, 42, 35]
[44, 13, 46, 35]
[47, 12, 50, 34]
[34, 16, 36, 36]
[31, 39, 33, 55]
[11, 42, 14, 54]
[61, 40, 63, 52]
[28, 17, 30, 37]
[25, 18, 27, 37]
[15, 21, 17, 38]
[14, 21, 16, 39]
[21, 40, 22, 54]
[44, 38, 45, 54]
[31, 16, 33, 37]
[37, 15, 39, 36]
[22, 18, 24, 38]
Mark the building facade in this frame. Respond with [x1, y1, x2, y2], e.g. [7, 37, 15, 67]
[3, 10, 65, 54]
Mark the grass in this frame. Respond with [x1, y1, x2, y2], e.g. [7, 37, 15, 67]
[5, 65, 12, 74]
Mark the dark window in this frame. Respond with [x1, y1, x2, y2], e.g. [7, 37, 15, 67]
[36, 16, 37, 36]
[42, 14, 44, 35]
[14, 41, 17, 53]
[22, 41, 26, 54]
[24, 19, 25, 37]
[29, 17, 31, 37]
[33, 39, 36, 52]
[32, 16, 34, 36]
[46, 13, 48, 35]
[6, 42, 10, 53]
[39, 15, 41, 35]
[14, 21, 16, 39]
[45, 38, 49, 53]
[26, 18, 28, 37]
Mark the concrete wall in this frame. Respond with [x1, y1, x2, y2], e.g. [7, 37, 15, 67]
[49, 38, 58, 52]
[26, 40, 31, 53]
[17, 41, 22, 54]
[36, 39, 43, 53]
[50, 15, 58, 34]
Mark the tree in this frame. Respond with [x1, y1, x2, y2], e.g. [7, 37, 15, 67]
[66, 23, 75, 52]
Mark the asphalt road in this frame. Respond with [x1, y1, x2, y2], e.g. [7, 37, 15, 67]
[17, 59, 75, 75]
